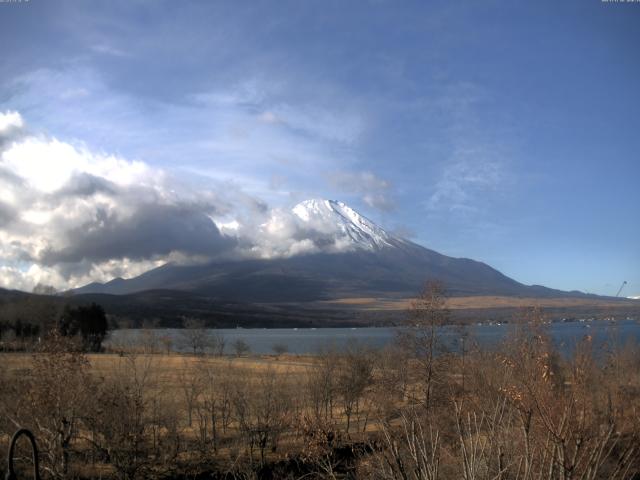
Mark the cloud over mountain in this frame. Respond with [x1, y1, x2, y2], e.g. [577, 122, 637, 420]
[0, 111, 238, 290]
[0, 111, 392, 291]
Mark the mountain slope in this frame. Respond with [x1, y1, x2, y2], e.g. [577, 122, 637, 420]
[73, 199, 580, 301]
[292, 199, 396, 250]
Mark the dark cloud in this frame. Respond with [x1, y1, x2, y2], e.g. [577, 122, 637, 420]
[0, 166, 23, 229]
[40, 202, 236, 266]
[0, 165, 25, 187]
[0, 112, 27, 148]
[0, 201, 16, 227]
[0, 111, 378, 289]
[0, 119, 247, 289]
[53, 172, 117, 198]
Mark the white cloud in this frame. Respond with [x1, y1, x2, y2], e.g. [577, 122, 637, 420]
[0, 110, 379, 292]
[0, 111, 237, 291]
[90, 43, 130, 58]
[5, 66, 372, 214]
[2, 137, 158, 193]
[0, 111, 24, 133]
[327, 170, 395, 211]
[223, 202, 378, 260]
[268, 103, 365, 145]
[427, 155, 507, 213]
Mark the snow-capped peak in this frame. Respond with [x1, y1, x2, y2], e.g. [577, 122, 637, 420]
[292, 199, 394, 251]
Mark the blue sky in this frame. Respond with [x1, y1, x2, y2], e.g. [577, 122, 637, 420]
[0, 0, 638, 296]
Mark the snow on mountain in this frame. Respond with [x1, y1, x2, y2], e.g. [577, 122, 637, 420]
[73, 197, 587, 300]
[292, 199, 395, 251]
[223, 198, 401, 260]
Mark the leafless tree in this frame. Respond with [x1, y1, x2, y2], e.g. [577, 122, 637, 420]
[178, 359, 202, 428]
[140, 329, 160, 354]
[181, 318, 209, 355]
[306, 345, 338, 422]
[376, 409, 441, 480]
[194, 359, 223, 452]
[231, 368, 294, 465]
[211, 331, 226, 356]
[217, 363, 235, 434]
[0, 333, 121, 478]
[336, 342, 374, 434]
[233, 338, 251, 357]
[85, 354, 156, 480]
[399, 280, 449, 411]
[372, 345, 410, 422]
[21, 334, 93, 478]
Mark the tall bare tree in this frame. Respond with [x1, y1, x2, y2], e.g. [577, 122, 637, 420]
[399, 280, 449, 410]
[336, 342, 374, 434]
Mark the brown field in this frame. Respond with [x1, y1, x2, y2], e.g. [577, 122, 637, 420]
[320, 295, 640, 311]
[2, 305, 640, 479]
[1, 352, 316, 392]
[1, 347, 389, 478]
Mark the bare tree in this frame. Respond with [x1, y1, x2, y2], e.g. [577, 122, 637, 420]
[194, 359, 222, 452]
[217, 363, 235, 434]
[307, 345, 338, 422]
[233, 338, 251, 357]
[376, 409, 441, 480]
[372, 345, 410, 422]
[181, 318, 209, 355]
[86, 353, 156, 480]
[22, 333, 93, 478]
[178, 360, 202, 428]
[399, 280, 449, 411]
[211, 331, 226, 356]
[231, 368, 294, 465]
[336, 342, 374, 434]
[140, 329, 159, 354]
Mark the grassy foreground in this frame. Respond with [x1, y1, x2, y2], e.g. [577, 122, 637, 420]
[1, 314, 640, 479]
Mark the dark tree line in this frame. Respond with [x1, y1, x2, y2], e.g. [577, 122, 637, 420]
[0, 296, 108, 352]
[58, 303, 109, 352]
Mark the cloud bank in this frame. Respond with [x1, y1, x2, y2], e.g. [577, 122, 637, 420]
[0, 111, 240, 290]
[0, 111, 385, 291]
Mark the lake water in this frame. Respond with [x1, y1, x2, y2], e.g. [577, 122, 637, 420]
[106, 319, 640, 356]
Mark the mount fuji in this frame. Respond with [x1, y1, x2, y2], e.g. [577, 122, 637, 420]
[73, 199, 571, 302]
[291, 199, 399, 251]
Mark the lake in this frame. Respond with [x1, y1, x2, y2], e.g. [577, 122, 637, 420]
[106, 318, 640, 356]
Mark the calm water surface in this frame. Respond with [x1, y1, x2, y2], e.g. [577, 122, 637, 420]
[106, 319, 640, 356]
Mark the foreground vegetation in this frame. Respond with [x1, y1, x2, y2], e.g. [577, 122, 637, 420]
[1, 285, 639, 479]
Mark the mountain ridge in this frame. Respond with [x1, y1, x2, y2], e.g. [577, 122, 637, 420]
[72, 198, 595, 302]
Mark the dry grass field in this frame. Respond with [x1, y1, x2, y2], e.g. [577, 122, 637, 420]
[1, 352, 315, 400]
[1, 347, 386, 478]
[2, 302, 640, 479]
[320, 295, 640, 311]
